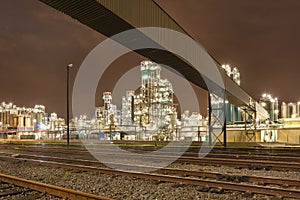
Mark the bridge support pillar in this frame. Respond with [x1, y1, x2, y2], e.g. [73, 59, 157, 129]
[242, 106, 257, 142]
[208, 92, 226, 147]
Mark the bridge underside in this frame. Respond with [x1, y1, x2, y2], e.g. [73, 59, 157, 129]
[39, 0, 268, 145]
[39, 0, 259, 107]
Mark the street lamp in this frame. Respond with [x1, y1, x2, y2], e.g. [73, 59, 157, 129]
[67, 63, 73, 146]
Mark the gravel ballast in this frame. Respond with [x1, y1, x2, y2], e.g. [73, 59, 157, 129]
[0, 159, 296, 200]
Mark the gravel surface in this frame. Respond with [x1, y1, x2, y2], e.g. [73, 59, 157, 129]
[0, 159, 295, 200]
[170, 163, 300, 180]
[0, 145, 299, 199]
[2, 147, 299, 180]
[0, 182, 62, 200]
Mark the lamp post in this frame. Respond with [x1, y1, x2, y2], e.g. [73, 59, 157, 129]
[67, 63, 73, 146]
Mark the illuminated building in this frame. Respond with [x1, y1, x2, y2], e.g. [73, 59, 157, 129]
[120, 61, 178, 139]
[121, 91, 135, 126]
[259, 93, 279, 122]
[94, 61, 206, 140]
[221, 64, 241, 85]
[0, 102, 65, 139]
[95, 92, 121, 137]
[135, 61, 177, 129]
[279, 101, 300, 128]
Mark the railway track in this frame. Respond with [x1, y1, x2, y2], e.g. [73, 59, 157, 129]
[1, 145, 300, 171]
[14, 149, 297, 171]
[0, 154, 300, 199]
[3, 153, 300, 187]
[0, 173, 111, 200]
[1, 151, 299, 177]
[2, 143, 300, 162]
[0, 179, 46, 200]
[1, 143, 300, 156]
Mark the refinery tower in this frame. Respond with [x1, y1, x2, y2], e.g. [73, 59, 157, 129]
[122, 61, 178, 133]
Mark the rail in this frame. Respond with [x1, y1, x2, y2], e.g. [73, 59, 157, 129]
[0, 174, 112, 200]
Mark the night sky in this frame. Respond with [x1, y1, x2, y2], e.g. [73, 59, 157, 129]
[1, 0, 300, 118]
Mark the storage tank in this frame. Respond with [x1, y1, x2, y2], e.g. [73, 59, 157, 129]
[274, 98, 279, 121]
[233, 105, 242, 122]
[225, 102, 233, 123]
[287, 102, 297, 118]
[18, 116, 24, 127]
[260, 94, 279, 122]
[297, 102, 300, 118]
[269, 99, 275, 121]
[24, 116, 31, 127]
[281, 102, 287, 119]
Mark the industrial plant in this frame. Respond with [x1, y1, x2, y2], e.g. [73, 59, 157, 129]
[1, 61, 300, 143]
[0, 102, 65, 139]
[2, 1, 300, 199]
[69, 61, 300, 144]
[79, 60, 207, 141]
